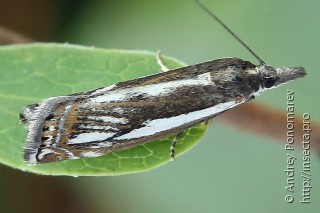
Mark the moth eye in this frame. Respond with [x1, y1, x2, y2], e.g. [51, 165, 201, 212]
[264, 77, 276, 88]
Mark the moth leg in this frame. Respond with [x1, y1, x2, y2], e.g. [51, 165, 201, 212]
[156, 50, 170, 72]
[170, 131, 184, 161]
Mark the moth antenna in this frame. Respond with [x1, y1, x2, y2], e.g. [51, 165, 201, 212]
[195, 0, 266, 65]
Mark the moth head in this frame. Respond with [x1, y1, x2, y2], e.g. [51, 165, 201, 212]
[257, 65, 306, 89]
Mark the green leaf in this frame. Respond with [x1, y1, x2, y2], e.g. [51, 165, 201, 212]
[0, 43, 207, 176]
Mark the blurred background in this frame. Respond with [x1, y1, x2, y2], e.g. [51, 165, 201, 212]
[0, 0, 319, 212]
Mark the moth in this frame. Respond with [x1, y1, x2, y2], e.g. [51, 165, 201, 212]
[20, 1, 306, 164]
